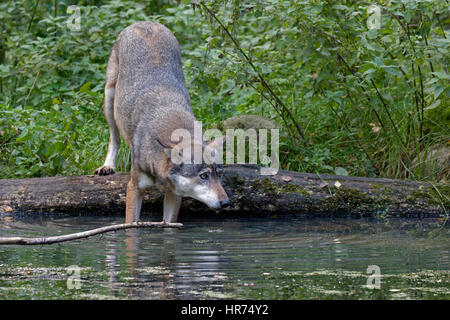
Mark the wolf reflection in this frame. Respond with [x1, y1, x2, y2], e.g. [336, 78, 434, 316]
[104, 227, 226, 299]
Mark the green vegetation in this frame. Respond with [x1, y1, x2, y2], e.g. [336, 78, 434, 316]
[0, 0, 448, 181]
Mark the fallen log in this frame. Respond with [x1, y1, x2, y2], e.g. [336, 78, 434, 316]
[0, 164, 448, 217]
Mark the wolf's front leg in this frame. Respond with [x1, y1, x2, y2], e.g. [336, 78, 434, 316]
[163, 190, 182, 223]
[125, 179, 144, 223]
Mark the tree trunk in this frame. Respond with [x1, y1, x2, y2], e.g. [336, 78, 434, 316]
[0, 165, 447, 217]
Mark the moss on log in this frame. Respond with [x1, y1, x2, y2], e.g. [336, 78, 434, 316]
[0, 164, 448, 217]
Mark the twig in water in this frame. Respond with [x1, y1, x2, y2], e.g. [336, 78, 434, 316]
[0, 221, 183, 245]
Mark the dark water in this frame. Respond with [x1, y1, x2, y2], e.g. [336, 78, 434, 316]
[0, 214, 449, 299]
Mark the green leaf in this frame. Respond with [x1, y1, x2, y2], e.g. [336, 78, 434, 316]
[434, 85, 444, 100]
[366, 29, 378, 40]
[80, 81, 92, 93]
[16, 128, 30, 142]
[384, 66, 403, 77]
[431, 71, 450, 80]
[333, 5, 348, 10]
[425, 99, 440, 111]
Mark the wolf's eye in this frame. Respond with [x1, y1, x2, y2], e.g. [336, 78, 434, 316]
[199, 172, 209, 180]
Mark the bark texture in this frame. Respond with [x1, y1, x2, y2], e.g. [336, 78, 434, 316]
[0, 165, 448, 217]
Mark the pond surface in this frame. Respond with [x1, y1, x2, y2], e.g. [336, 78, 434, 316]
[0, 214, 449, 299]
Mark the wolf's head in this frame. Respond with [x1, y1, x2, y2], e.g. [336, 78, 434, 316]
[158, 136, 230, 210]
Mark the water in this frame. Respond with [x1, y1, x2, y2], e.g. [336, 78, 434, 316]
[0, 214, 449, 299]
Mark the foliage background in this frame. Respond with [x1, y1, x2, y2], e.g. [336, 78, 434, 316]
[0, 0, 448, 181]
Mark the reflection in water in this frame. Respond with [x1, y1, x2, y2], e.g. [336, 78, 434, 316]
[122, 228, 179, 299]
[0, 214, 449, 299]
[117, 227, 224, 299]
[105, 231, 119, 291]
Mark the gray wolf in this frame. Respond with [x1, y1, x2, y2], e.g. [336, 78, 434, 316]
[95, 21, 229, 223]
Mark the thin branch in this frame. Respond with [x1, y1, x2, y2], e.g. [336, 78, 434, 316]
[380, 43, 410, 84]
[411, 63, 423, 141]
[423, 33, 435, 75]
[0, 221, 183, 245]
[370, 79, 407, 148]
[417, 65, 425, 142]
[246, 82, 285, 125]
[433, 10, 447, 39]
[23, 70, 40, 107]
[27, 0, 41, 33]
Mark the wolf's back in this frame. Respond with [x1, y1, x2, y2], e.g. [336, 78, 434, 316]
[112, 21, 193, 145]
[117, 22, 187, 92]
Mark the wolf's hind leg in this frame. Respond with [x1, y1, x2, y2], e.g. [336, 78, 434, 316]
[163, 190, 182, 223]
[96, 44, 120, 176]
[95, 87, 120, 175]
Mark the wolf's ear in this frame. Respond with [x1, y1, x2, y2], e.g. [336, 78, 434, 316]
[157, 138, 183, 163]
[207, 136, 226, 149]
[156, 138, 173, 157]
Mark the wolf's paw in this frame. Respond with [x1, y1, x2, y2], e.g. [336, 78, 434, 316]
[95, 166, 115, 176]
